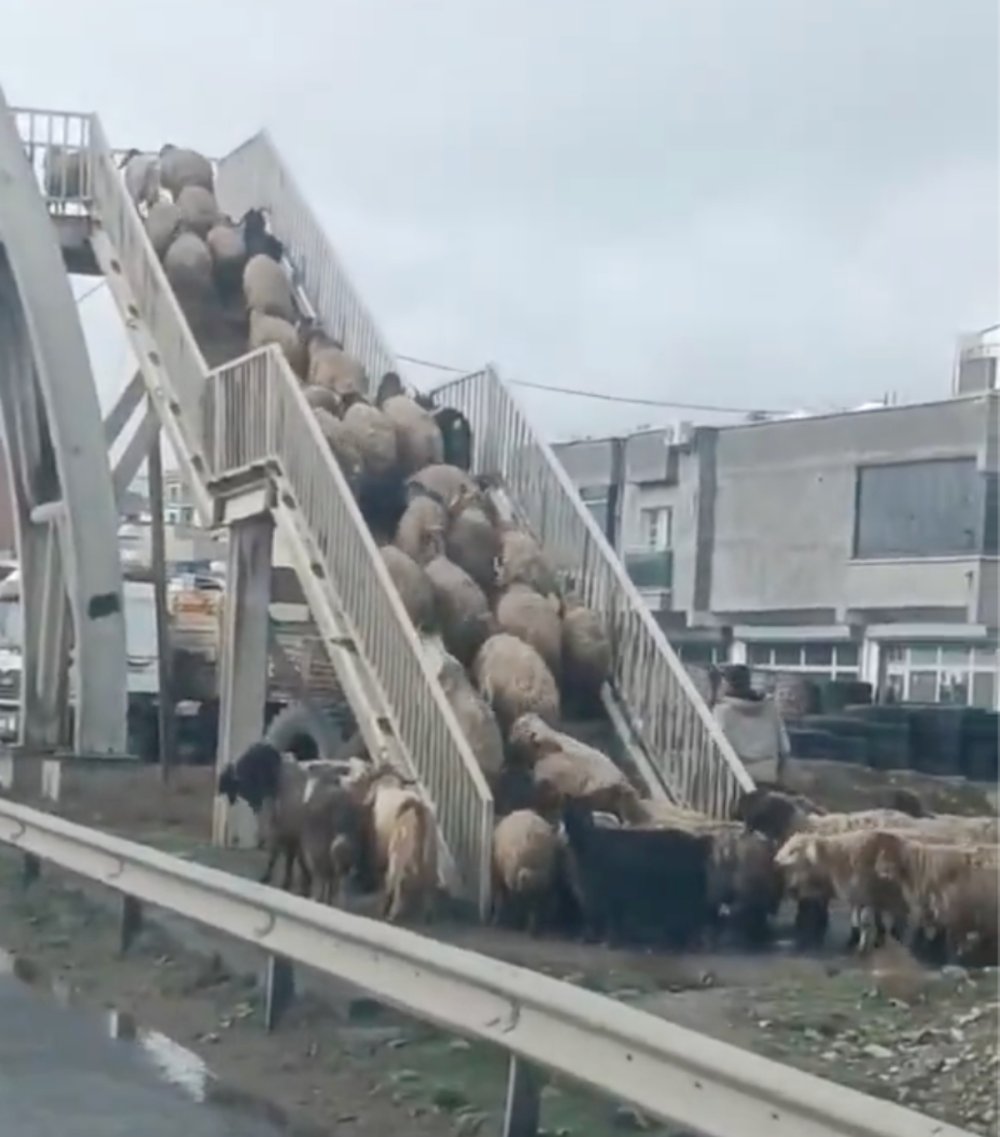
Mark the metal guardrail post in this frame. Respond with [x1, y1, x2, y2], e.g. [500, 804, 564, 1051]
[502, 1057, 543, 1137]
[264, 954, 296, 1031]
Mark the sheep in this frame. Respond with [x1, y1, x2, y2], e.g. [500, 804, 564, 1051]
[297, 778, 369, 904]
[306, 330, 367, 400]
[243, 253, 297, 323]
[120, 149, 162, 212]
[162, 232, 214, 299]
[774, 830, 912, 953]
[473, 635, 561, 733]
[407, 463, 477, 507]
[395, 494, 448, 565]
[741, 790, 999, 847]
[491, 810, 562, 933]
[863, 830, 999, 965]
[205, 221, 248, 297]
[376, 382, 445, 475]
[434, 407, 473, 471]
[217, 742, 331, 892]
[379, 545, 436, 632]
[158, 144, 214, 198]
[446, 492, 501, 596]
[311, 406, 364, 488]
[497, 526, 560, 597]
[43, 145, 86, 202]
[364, 776, 439, 923]
[437, 653, 504, 786]
[508, 713, 644, 823]
[495, 583, 562, 680]
[425, 556, 495, 667]
[176, 185, 219, 237]
[145, 201, 183, 257]
[342, 401, 398, 480]
[560, 596, 612, 712]
[302, 385, 343, 416]
[248, 310, 307, 380]
[240, 208, 284, 263]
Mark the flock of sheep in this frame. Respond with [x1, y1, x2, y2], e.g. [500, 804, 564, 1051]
[118, 144, 999, 971]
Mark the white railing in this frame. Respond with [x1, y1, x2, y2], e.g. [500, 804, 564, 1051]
[9, 106, 493, 910]
[0, 800, 973, 1137]
[433, 368, 754, 818]
[205, 349, 494, 904]
[215, 132, 397, 392]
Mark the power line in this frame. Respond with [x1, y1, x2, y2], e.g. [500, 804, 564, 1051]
[397, 352, 782, 416]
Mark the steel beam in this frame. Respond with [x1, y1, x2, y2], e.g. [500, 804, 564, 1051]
[213, 513, 274, 848]
[0, 90, 127, 753]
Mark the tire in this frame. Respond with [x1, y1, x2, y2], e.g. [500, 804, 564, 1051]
[263, 699, 352, 761]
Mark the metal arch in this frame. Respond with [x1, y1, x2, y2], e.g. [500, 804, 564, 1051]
[0, 91, 127, 754]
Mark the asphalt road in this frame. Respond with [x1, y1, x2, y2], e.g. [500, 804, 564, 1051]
[0, 975, 284, 1137]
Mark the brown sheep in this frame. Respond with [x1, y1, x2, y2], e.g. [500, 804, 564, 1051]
[248, 310, 308, 380]
[146, 201, 183, 257]
[437, 654, 505, 787]
[302, 385, 343, 416]
[395, 494, 448, 566]
[306, 330, 367, 400]
[379, 545, 436, 633]
[775, 830, 911, 953]
[446, 494, 501, 596]
[497, 527, 560, 597]
[379, 394, 444, 475]
[508, 714, 643, 824]
[158, 144, 214, 197]
[491, 810, 562, 933]
[366, 777, 439, 923]
[473, 635, 561, 733]
[407, 463, 477, 506]
[176, 185, 219, 237]
[311, 406, 364, 489]
[560, 596, 612, 711]
[425, 556, 495, 667]
[297, 778, 368, 905]
[343, 401, 398, 481]
[495, 583, 562, 680]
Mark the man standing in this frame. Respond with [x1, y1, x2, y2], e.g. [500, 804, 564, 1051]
[712, 664, 791, 785]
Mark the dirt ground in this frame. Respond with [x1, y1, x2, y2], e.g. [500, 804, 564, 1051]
[1, 757, 998, 1135]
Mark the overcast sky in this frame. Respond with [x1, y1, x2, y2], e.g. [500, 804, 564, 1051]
[2, 0, 997, 442]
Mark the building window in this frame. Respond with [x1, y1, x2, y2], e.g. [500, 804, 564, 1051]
[168, 483, 181, 504]
[639, 506, 672, 551]
[678, 642, 727, 666]
[745, 641, 859, 681]
[579, 485, 610, 538]
[883, 642, 999, 709]
[854, 457, 985, 559]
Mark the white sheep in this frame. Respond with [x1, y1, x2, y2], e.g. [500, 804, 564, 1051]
[491, 809, 562, 933]
[176, 185, 219, 237]
[248, 310, 307, 380]
[495, 582, 562, 680]
[425, 556, 495, 667]
[243, 253, 297, 323]
[158, 144, 214, 198]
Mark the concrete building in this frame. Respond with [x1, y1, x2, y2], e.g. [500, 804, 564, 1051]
[555, 388, 999, 709]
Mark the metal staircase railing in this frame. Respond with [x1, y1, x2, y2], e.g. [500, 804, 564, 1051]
[211, 132, 753, 819]
[10, 106, 493, 911]
[433, 368, 754, 819]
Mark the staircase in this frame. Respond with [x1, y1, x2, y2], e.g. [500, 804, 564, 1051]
[10, 108, 493, 913]
[215, 132, 753, 818]
[9, 108, 753, 915]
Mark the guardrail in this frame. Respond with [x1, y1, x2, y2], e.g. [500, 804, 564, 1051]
[0, 800, 975, 1137]
[432, 367, 754, 819]
[9, 105, 494, 911]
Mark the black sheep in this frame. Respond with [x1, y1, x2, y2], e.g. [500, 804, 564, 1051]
[240, 207, 284, 263]
[560, 803, 713, 949]
[434, 407, 473, 471]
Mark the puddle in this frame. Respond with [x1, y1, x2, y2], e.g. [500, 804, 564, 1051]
[0, 945, 303, 1133]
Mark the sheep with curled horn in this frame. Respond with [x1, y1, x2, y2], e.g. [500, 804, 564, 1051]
[375, 372, 444, 475]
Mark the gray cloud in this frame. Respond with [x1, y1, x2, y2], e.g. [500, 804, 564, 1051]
[3, 0, 996, 441]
